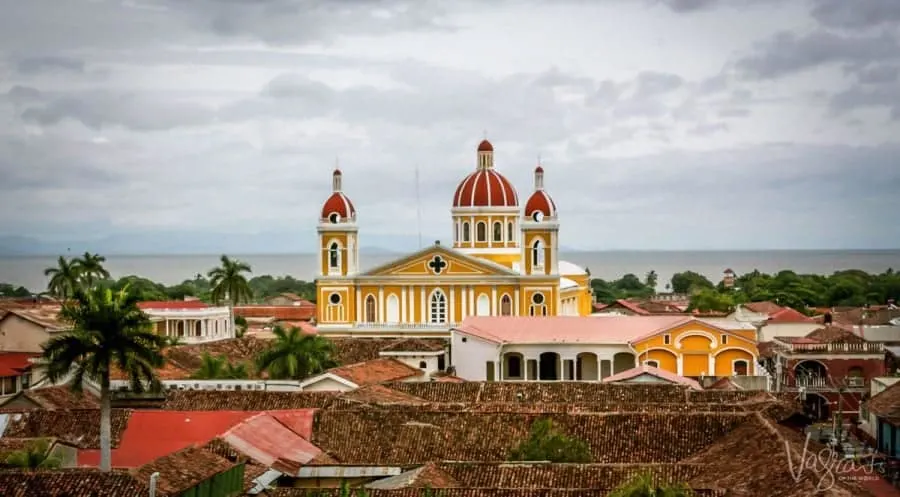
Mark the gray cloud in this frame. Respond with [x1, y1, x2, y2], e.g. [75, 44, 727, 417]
[811, 0, 900, 30]
[736, 30, 900, 79]
[16, 56, 85, 75]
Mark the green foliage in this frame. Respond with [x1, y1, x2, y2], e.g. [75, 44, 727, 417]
[591, 272, 656, 304]
[255, 325, 337, 380]
[207, 255, 254, 306]
[3, 439, 62, 470]
[687, 288, 738, 313]
[508, 418, 592, 463]
[192, 352, 250, 380]
[670, 271, 714, 295]
[607, 471, 694, 497]
[234, 316, 249, 338]
[0, 283, 33, 297]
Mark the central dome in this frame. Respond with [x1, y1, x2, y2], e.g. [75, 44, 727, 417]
[453, 169, 519, 207]
[452, 139, 519, 208]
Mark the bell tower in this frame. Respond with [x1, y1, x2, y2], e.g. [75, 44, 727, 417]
[521, 164, 559, 276]
[317, 168, 359, 277]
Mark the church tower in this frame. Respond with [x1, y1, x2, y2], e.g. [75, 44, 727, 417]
[450, 139, 521, 268]
[521, 164, 559, 276]
[317, 168, 359, 277]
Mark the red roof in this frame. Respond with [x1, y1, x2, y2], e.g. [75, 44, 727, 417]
[525, 190, 557, 218]
[477, 139, 493, 152]
[221, 410, 320, 473]
[78, 410, 256, 468]
[768, 307, 815, 323]
[234, 305, 315, 321]
[0, 352, 38, 376]
[138, 301, 208, 310]
[320, 191, 356, 221]
[453, 169, 518, 208]
[603, 365, 703, 390]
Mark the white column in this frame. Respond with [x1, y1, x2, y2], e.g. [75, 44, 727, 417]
[201, 320, 207, 337]
[378, 286, 385, 323]
[469, 216, 475, 247]
[355, 288, 362, 323]
[449, 286, 456, 323]
[401, 287, 408, 322]
[408, 285, 415, 322]
[461, 286, 468, 318]
[165, 320, 170, 337]
[491, 287, 498, 315]
[514, 289, 520, 316]
[708, 355, 715, 377]
[420, 286, 427, 324]
[677, 355, 684, 376]
[468, 286, 475, 314]
[487, 216, 493, 248]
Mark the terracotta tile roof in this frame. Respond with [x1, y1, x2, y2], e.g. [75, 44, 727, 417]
[602, 365, 703, 390]
[804, 325, 868, 344]
[330, 338, 449, 365]
[743, 301, 814, 323]
[311, 410, 746, 465]
[866, 380, 900, 423]
[0, 409, 130, 449]
[823, 307, 900, 326]
[434, 374, 466, 383]
[0, 470, 149, 497]
[336, 402, 751, 415]
[0, 308, 69, 331]
[268, 490, 611, 497]
[220, 411, 320, 474]
[0, 352, 38, 376]
[137, 300, 209, 310]
[21, 386, 100, 409]
[385, 382, 692, 404]
[131, 445, 237, 496]
[327, 358, 424, 386]
[162, 390, 339, 411]
[705, 377, 743, 391]
[199, 437, 270, 492]
[456, 316, 691, 344]
[338, 384, 429, 404]
[380, 338, 447, 353]
[234, 305, 316, 321]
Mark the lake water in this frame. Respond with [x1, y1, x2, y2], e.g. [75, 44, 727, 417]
[2, 250, 898, 294]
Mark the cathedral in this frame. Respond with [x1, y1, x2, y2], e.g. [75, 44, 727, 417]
[314, 139, 594, 337]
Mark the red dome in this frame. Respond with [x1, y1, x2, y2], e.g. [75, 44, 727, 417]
[525, 190, 556, 219]
[453, 169, 518, 207]
[477, 139, 493, 152]
[321, 192, 355, 221]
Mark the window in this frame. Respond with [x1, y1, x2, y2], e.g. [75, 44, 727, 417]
[430, 290, 447, 324]
[644, 360, 659, 368]
[438, 355, 446, 370]
[500, 294, 512, 316]
[329, 242, 340, 269]
[329, 213, 340, 223]
[476, 294, 490, 316]
[419, 361, 427, 369]
[326, 292, 344, 321]
[663, 334, 671, 345]
[507, 222, 514, 241]
[507, 356, 522, 378]
[493, 222, 503, 242]
[531, 239, 545, 269]
[476, 222, 487, 242]
[329, 293, 341, 305]
[721, 335, 729, 345]
[533, 211, 544, 222]
[733, 360, 749, 376]
[365, 295, 377, 323]
[462, 222, 471, 242]
[529, 292, 546, 317]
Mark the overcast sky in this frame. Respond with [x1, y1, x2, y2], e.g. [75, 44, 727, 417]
[1, 0, 899, 252]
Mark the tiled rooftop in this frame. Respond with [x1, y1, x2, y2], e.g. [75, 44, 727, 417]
[0, 470, 149, 497]
[0, 307, 68, 331]
[0, 409, 130, 449]
[131, 445, 237, 496]
[329, 338, 449, 365]
[162, 390, 340, 411]
[866, 380, 900, 423]
[20, 386, 100, 409]
[337, 384, 428, 404]
[268, 488, 721, 497]
[311, 410, 746, 465]
[385, 382, 693, 404]
[327, 358, 424, 386]
[380, 338, 448, 353]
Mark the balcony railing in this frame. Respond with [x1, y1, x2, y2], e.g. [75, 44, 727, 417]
[774, 341, 884, 354]
[779, 374, 868, 391]
[352, 322, 458, 330]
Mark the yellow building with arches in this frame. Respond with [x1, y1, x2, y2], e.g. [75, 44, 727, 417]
[314, 139, 593, 337]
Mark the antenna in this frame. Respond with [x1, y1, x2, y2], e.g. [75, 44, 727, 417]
[415, 164, 423, 249]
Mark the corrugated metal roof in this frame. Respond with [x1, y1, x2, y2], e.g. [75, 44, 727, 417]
[221, 410, 320, 475]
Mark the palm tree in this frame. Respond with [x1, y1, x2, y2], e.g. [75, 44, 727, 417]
[256, 325, 336, 380]
[192, 353, 226, 379]
[223, 361, 250, 379]
[207, 255, 254, 306]
[44, 256, 80, 300]
[4, 439, 62, 470]
[73, 252, 110, 288]
[607, 472, 694, 497]
[40, 285, 167, 472]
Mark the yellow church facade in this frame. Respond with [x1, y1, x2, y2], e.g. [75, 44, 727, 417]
[314, 139, 593, 337]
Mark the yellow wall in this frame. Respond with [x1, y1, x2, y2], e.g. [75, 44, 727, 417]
[632, 320, 759, 378]
[522, 231, 551, 276]
[320, 232, 349, 276]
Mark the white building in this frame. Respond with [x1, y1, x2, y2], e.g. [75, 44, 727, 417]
[138, 301, 235, 344]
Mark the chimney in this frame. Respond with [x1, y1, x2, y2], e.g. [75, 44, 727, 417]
[149, 472, 160, 497]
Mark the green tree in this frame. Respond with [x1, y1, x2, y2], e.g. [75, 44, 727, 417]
[508, 418, 591, 463]
[207, 255, 254, 305]
[3, 439, 62, 470]
[687, 289, 736, 313]
[72, 252, 110, 288]
[645, 270, 658, 290]
[234, 316, 249, 338]
[192, 353, 250, 380]
[670, 271, 714, 294]
[0, 283, 32, 298]
[607, 471, 694, 497]
[44, 256, 81, 300]
[255, 325, 336, 380]
[40, 286, 167, 472]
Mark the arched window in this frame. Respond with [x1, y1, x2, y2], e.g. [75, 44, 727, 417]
[529, 292, 547, 317]
[329, 242, 340, 269]
[507, 222, 514, 241]
[430, 290, 447, 324]
[476, 222, 487, 242]
[507, 355, 522, 378]
[462, 222, 471, 242]
[493, 222, 502, 242]
[644, 360, 660, 368]
[733, 360, 749, 376]
[386, 294, 400, 323]
[500, 294, 512, 316]
[531, 239, 545, 269]
[326, 293, 344, 321]
[419, 361, 427, 369]
[476, 294, 490, 316]
[365, 295, 377, 323]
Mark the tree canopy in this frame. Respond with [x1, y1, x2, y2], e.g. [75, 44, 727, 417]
[508, 418, 592, 463]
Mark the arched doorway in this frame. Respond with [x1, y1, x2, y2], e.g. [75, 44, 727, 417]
[576, 353, 598, 381]
[613, 352, 636, 374]
[539, 352, 560, 381]
[795, 360, 828, 388]
[804, 393, 830, 421]
[503, 352, 524, 380]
